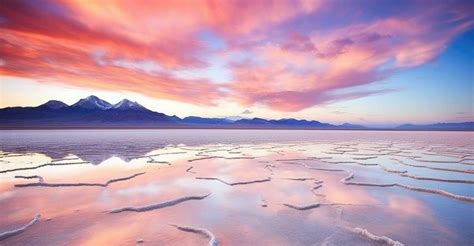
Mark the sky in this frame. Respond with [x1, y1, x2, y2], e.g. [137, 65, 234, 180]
[0, 0, 473, 126]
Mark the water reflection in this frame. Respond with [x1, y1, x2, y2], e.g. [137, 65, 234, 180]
[0, 130, 473, 245]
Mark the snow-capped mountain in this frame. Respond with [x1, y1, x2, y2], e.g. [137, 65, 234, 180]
[224, 116, 246, 122]
[0, 95, 179, 127]
[71, 95, 112, 110]
[4, 95, 468, 130]
[112, 99, 147, 111]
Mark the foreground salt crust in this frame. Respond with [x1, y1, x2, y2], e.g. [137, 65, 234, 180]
[110, 193, 211, 213]
[0, 214, 41, 241]
[349, 227, 404, 246]
[15, 172, 145, 188]
[1, 139, 473, 244]
[170, 224, 218, 246]
[340, 172, 474, 202]
[0, 161, 89, 174]
[195, 177, 271, 186]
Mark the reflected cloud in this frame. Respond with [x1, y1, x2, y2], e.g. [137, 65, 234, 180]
[0, 132, 473, 245]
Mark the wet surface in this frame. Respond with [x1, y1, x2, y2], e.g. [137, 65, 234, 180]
[0, 130, 473, 245]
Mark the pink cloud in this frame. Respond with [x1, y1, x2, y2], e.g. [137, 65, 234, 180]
[228, 4, 472, 111]
[0, 0, 321, 106]
[0, 0, 471, 111]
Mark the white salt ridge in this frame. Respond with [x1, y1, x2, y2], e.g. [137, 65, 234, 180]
[195, 177, 271, 186]
[15, 172, 145, 188]
[341, 172, 474, 202]
[422, 151, 465, 158]
[380, 165, 408, 174]
[188, 156, 256, 162]
[321, 160, 378, 166]
[15, 175, 44, 183]
[391, 158, 474, 174]
[0, 153, 32, 158]
[399, 172, 474, 184]
[276, 158, 314, 162]
[50, 157, 80, 163]
[142, 151, 187, 159]
[0, 214, 40, 241]
[170, 224, 218, 246]
[293, 161, 346, 172]
[146, 157, 171, 165]
[380, 164, 474, 183]
[350, 227, 404, 246]
[322, 156, 473, 183]
[352, 156, 377, 160]
[282, 177, 318, 181]
[397, 184, 474, 202]
[411, 157, 469, 164]
[283, 203, 321, 210]
[0, 161, 90, 174]
[307, 166, 345, 172]
[109, 193, 211, 213]
[284, 202, 358, 211]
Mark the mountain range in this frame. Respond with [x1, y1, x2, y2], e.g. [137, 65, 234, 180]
[0, 96, 472, 130]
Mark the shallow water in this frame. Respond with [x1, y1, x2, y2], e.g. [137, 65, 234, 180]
[0, 130, 473, 245]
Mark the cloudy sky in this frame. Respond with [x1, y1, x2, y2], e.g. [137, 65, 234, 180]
[0, 0, 472, 126]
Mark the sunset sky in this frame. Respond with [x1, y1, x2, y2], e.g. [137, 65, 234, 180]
[0, 0, 473, 126]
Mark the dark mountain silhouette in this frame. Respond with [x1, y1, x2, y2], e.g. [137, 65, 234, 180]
[232, 118, 348, 128]
[0, 96, 179, 127]
[0, 96, 471, 130]
[338, 123, 367, 129]
[38, 100, 68, 109]
[234, 117, 271, 125]
[397, 122, 474, 130]
[182, 116, 233, 125]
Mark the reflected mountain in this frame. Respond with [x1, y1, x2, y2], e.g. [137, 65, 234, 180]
[0, 130, 173, 164]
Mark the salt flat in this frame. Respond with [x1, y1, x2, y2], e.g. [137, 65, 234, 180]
[0, 130, 473, 245]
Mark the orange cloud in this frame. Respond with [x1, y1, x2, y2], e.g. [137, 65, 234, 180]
[0, 0, 471, 111]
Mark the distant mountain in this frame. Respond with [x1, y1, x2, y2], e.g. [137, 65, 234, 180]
[269, 118, 334, 128]
[111, 99, 148, 111]
[38, 100, 68, 109]
[338, 123, 366, 129]
[71, 95, 112, 110]
[224, 116, 246, 122]
[234, 117, 271, 125]
[397, 122, 474, 130]
[0, 96, 179, 127]
[182, 116, 232, 125]
[234, 118, 329, 127]
[0, 96, 471, 130]
[232, 118, 365, 129]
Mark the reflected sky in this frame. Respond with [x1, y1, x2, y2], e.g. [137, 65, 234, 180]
[0, 130, 473, 245]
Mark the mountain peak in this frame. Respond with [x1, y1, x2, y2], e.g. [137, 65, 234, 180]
[112, 99, 147, 110]
[338, 123, 366, 129]
[85, 95, 100, 100]
[72, 95, 112, 110]
[38, 100, 68, 109]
